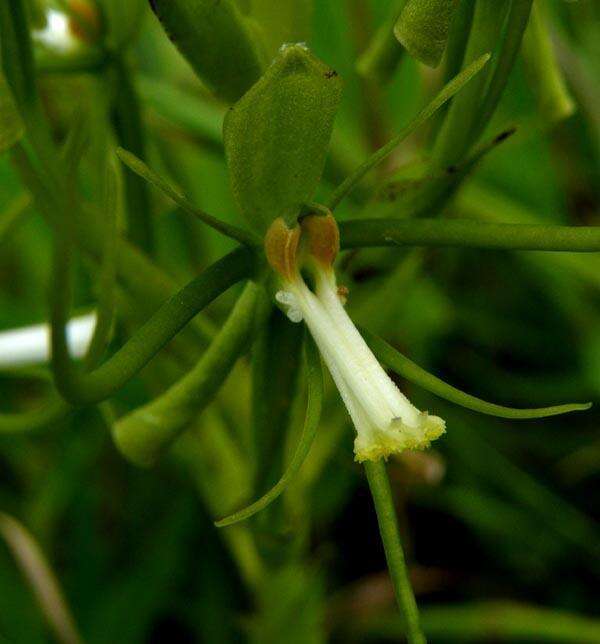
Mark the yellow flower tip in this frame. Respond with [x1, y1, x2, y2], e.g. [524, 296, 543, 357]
[300, 211, 340, 270]
[354, 414, 446, 463]
[264, 217, 301, 282]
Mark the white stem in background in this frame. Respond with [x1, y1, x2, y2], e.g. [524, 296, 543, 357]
[0, 313, 96, 368]
[34, 9, 78, 54]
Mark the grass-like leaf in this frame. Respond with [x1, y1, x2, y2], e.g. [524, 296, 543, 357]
[364, 329, 591, 419]
[116, 147, 260, 246]
[327, 52, 490, 210]
[215, 335, 323, 528]
[0, 512, 83, 644]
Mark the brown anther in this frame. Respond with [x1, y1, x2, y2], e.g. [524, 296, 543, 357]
[301, 211, 339, 269]
[337, 285, 349, 305]
[68, 0, 103, 43]
[264, 218, 301, 282]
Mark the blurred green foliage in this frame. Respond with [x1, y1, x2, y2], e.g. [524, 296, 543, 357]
[0, 0, 599, 642]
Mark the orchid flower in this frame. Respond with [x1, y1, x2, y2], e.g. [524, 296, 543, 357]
[265, 213, 445, 462]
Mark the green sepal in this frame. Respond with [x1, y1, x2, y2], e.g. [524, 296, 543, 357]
[224, 44, 343, 232]
[363, 328, 592, 419]
[149, 0, 266, 103]
[0, 72, 24, 153]
[394, 0, 459, 68]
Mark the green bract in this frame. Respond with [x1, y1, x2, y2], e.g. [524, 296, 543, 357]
[149, 0, 265, 104]
[224, 44, 343, 232]
[395, 0, 459, 68]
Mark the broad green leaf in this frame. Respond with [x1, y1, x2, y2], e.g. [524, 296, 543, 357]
[224, 44, 343, 232]
[364, 329, 591, 419]
[149, 0, 266, 103]
[0, 72, 24, 153]
[215, 335, 323, 527]
[394, 0, 459, 68]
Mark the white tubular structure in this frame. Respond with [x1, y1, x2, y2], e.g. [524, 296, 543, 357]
[0, 313, 96, 368]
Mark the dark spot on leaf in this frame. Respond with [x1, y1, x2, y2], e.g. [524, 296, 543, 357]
[352, 266, 381, 283]
[446, 165, 457, 175]
[494, 127, 517, 144]
[324, 69, 338, 79]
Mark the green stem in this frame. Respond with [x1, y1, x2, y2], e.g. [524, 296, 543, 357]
[339, 218, 600, 252]
[364, 460, 425, 644]
[112, 282, 259, 466]
[109, 56, 154, 252]
[432, 0, 509, 167]
[83, 161, 120, 370]
[50, 244, 256, 406]
[2, 4, 212, 353]
[0, 0, 37, 113]
[356, 0, 408, 84]
[520, 1, 574, 126]
[10, 142, 215, 346]
[0, 398, 70, 434]
[471, 0, 534, 141]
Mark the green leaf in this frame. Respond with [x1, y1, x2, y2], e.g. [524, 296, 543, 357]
[149, 0, 266, 103]
[521, 2, 575, 125]
[363, 329, 592, 419]
[394, 0, 459, 68]
[327, 52, 489, 210]
[116, 148, 260, 246]
[224, 44, 343, 232]
[215, 335, 323, 527]
[0, 72, 24, 153]
[357, 0, 408, 84]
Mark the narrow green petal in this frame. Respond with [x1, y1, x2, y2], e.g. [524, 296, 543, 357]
[364, 329, 591, 419]
[327, 52, 489, 210]
[116, 148, 260, 246]
[215, 335, 323, 528]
